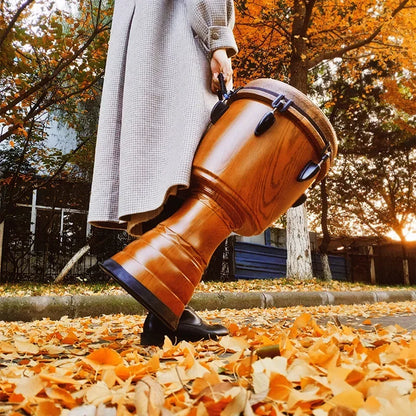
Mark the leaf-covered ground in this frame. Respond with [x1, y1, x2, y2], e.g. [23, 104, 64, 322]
[0, 278, 413, 298]
[1, 300, 416, 415]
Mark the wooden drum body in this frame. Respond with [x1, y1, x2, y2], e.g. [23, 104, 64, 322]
[100, 79, 338, 330]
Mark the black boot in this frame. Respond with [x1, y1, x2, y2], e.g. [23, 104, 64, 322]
[141, 306, 228, 346]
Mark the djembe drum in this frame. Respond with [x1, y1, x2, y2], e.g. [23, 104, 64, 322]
[100, 78, 338, 330]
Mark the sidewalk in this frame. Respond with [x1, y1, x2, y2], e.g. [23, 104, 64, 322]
[1, 288, 415, 322]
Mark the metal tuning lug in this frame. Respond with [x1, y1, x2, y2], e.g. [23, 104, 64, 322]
[210, 100, 229, 124]
[297, 161, 321, 182]
[254, 111, 276, 136]
[255, 94, 293, 137]
[297, 152, 331, 182]
[292, 193, 307, 207]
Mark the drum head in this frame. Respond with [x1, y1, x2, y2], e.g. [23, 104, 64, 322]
[231, 79, 338, 180]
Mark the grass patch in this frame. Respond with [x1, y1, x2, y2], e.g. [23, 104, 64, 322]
[0, 277, 414, 297]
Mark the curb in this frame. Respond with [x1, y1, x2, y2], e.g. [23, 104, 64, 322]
[1, 290, 416, 322]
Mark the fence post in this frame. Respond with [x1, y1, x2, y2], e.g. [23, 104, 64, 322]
[30, 189, 37, 253]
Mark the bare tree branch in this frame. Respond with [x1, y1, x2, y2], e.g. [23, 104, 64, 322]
[308, 0, 411, 68]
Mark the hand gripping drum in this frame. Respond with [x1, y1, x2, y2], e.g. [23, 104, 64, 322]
[100, 78, 338, 330]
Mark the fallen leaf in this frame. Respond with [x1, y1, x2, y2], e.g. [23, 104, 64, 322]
[135, 375, 164, 416]
[45, 386, 77, 408]
[328, 405, 356, 416]
[14, 375, 44, 399]
[68, 405, 97, 416]
[219, 335, 249, 352]
[85, 381, 111, 404]
[330, 390, 364, 411]
[14, 340, 39, 354]
[85, 347, 123, 366]
[268, 373, 293, 401]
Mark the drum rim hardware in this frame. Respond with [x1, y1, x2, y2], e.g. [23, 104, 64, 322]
[210, 73, 242, 124]
[211, 80, 335, 158]
[254, 93, 293, 136]
[210, 78, 338, 184]
[297, 147, 331, 182]
[240, 86, 333, 154]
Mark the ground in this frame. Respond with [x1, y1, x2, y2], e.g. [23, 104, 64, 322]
[1, 279, 416, 415]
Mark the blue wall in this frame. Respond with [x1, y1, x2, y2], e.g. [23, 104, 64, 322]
[234, 241, 347, 281]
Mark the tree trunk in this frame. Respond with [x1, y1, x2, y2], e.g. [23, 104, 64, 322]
[320, 253, 332, 281]
[319, 178, 332, 281]
[401, 241, 410, 286]
[286, 0, 314, 280]
[403, 258, 410, 286]
[0, 221, 4, 278]
[286, 204, 313, 279]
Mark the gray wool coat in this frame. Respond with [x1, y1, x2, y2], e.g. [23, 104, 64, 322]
[88, 0, 238, 235]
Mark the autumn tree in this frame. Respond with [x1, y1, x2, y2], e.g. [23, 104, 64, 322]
[306, 58, 416, 282]
[0, 0, 112, 224]
[233, 0, 416, 279]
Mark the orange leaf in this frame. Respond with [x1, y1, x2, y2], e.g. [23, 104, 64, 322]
[37, 400, 61, 416]
[268, 373, 292, 401]
[62, 331, 78, 345]
[363, 396, 381, 412]
[45, 386, 77, 408]
[165, 389, 187, 410]
[203, 395, 234, 416]
[147, 354, 160, 372]
[330, 390, 364, 411]
[86, 347, 123, 366]
[114, 365, 131, 380]
[410, 389, 416, 402]
[191, 371, 222, 396]
[39, 373, 79, 385]
[328, 405, 356, 416]
[8, 393, 24, 403]
[115, 364, 147, 380]
[308, 340, 340, 368]
[345, 369, 365, 386]
[224, 355, 254, 378]
[289, 313, 313, 337]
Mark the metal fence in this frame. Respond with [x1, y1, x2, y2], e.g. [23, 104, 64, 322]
[1, 211, 133, 283]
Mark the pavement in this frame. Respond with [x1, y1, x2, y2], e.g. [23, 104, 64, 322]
[1, 289, 416, 329]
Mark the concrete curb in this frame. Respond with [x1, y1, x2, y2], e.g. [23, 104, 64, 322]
[1, 290, 416, 322]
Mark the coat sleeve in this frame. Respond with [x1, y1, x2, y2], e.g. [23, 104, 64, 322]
[185, 0, 238, 58]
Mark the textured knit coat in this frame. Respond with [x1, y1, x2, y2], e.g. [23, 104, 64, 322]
[88, 0, 238, 234]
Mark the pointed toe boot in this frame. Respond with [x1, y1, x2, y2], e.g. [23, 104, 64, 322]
[141, 306, 228, 346]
